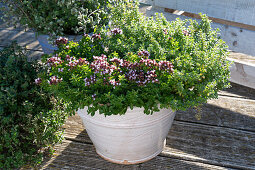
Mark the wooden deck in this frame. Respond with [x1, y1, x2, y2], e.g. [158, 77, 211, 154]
[1, 4, 255, 169]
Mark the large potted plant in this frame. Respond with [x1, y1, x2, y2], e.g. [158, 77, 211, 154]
[1, 0, 114, 54]
[40, 1, 231, 164]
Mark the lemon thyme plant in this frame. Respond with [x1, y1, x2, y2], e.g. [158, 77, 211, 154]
[40, 2, 231, 116]
[1, 0, 113, 38]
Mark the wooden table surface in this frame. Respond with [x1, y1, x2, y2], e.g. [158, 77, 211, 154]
[1, 4, 255, 170]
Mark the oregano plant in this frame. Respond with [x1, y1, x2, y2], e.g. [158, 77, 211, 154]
[40, 1, 231, 116]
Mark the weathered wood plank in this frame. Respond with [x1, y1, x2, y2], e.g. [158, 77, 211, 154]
[0, 20, 24, 30]
[39, 140, 230, 169]
[228, 52, 255, 89]
[176, 96, 255, 132]
[0, 29, 42, 51]
[139, 2, 153, 15]
[228, 60, 255, 90]
[220, 83, 255, 100]
[154, 0, 255, 26]
[229, 52, 255, 65]
[139, 0, 154, 5]
[166, 121, 255, 170]
[163, 7, 255, 32]
[63, 112, 255, 169]
[146, 7, 255, 57]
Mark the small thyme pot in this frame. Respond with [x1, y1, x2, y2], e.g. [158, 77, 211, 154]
[39, 2, 231, 164]
[1, 0, 116, 54]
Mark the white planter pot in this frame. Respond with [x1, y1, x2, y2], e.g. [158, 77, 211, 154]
[37, 34, 83, 54]
[77, 107, 176, 164]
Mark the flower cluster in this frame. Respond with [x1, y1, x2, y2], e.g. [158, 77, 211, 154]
[163, 28, 168, 35]
[109, 79, 121, 88]
[140, 58, 158, 68]
[159, 61, 174, 73]
[67, 57, 89, 68]
[46, 55, 62, 67]
[110, 57, 123, 66]
[44, 53, 174, 88]
[90, 55, 115, 75]
[35, 78, 42, 85]
[48, 76, 62, 85]
[84, 75, 96, 87]
[183, 30, 190, 36]
[125, 61, 159, 86]
[138, 50, 150, 57]
[56, 37, 68, 46]
[92, 33, 101, 40]
[82, 54, 174, 87]
[111, 28, 123, 35]
[58, 68, 64, 72]
[125, 69, 158, 86]
[46, 55, 91, 85]
[92, 94, 96, 100]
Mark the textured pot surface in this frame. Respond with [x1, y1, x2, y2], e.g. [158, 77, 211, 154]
[77, 107, 176, 164]
[37, 34, 83, 54]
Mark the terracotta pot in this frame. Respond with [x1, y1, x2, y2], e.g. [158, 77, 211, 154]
[77, 107, 176, 164]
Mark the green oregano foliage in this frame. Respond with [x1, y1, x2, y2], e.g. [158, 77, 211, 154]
[0, 42, 68, 169]
[41, 2, 231, 116]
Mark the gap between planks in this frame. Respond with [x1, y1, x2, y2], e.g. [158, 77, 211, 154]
[218, 94, 255, 102]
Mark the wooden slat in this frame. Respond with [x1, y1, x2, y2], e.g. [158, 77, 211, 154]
[39, 140, 229, 169]
[0, 29, 42, 51]
[164, 8, 255, 32]
[176, 96, 255, 132]
[229, 52, 255, 65]
[166, 121, 255, 170]
[219, 82, 255, 100]
[139, 0, 154, 5]
[155, 0, 255, 26]
[146, 7, 255, 57]
[228, 60, 255, 89]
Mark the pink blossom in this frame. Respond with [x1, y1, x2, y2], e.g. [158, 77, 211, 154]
[35, 78, 42, 85]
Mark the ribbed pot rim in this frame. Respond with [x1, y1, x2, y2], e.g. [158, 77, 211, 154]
[78, 108, 176, 129]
